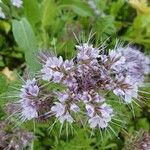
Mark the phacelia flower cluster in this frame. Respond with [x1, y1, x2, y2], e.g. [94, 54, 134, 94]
[8, 42, 150, 132]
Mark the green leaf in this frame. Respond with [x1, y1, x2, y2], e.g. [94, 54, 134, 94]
[94, 15, 116, 40]
[59, 0, 93, 17]
[110, 0, 125, 17]
[24, 0, 41, 27]
[12, 18, 40, 74]
[41, 0, 57, 27]
[137, 118, 149, 130]
[0, 73, 8, 94]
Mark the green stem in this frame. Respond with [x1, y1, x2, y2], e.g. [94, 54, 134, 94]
[31, 120, 36, 150]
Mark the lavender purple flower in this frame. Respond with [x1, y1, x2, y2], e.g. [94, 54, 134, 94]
[51, 90, 80, 123]
[41, 56, 74, 83]
[87, 103, 113, 128]
[19, 78, 39, 121]
[8, 78, 54, 122]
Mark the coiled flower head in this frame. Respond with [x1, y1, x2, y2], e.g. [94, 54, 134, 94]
[19, 78, 39, 121]
[8, 78, 54, 122]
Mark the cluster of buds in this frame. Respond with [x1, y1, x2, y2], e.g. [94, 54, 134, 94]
[0, 121, 33, 150]
[6, 42, 150, 133]
[123, 130, 150, 150]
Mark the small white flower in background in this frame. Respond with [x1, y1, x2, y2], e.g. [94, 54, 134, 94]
[11, 0, 23, 8]
[87, 0, 101, 15]
[88, 0, 97, 10]
[0, 8, 5, 19]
